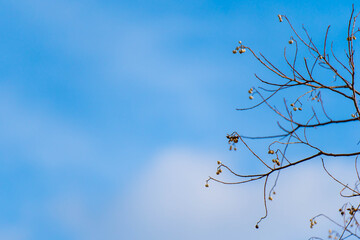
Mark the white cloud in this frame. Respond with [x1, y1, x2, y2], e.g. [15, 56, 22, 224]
[44, 147, 360, 240]
[120, 148, 359, 240]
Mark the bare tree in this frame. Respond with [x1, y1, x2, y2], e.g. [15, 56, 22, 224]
[206, 5, 360, 240]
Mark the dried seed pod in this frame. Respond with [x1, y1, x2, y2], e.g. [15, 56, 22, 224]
[278, 14, 283, 22]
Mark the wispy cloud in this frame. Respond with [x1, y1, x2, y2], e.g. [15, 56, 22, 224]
[45, 148, 357, 240]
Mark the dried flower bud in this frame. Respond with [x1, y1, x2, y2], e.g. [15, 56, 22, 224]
[238, 41, 242, 44]
[232, 50, 237, 54]
[255, 224, 259, 229]
[249, 95, 254, 100]
[239, 49, 246, 54]
[289, 39, 294, 44]
[290, 103, 294, 107]
[298, 107, 302, 111]
[268, 150, 274, 154]
[293, 107, 298, 111]
[352, 114, 356, 118]
[269, 196, 273, 201]
[353, 35, 357, 40]
[278, 14, 283, 22]
[217, 161, 221, 165]
[319, 55, 323, 59]
[234, 147, 237, 151]
[205, 183, 209, 188]
[229, 145, 232, 150]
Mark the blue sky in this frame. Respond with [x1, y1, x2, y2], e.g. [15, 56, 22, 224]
[0, 0, 359, 239]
